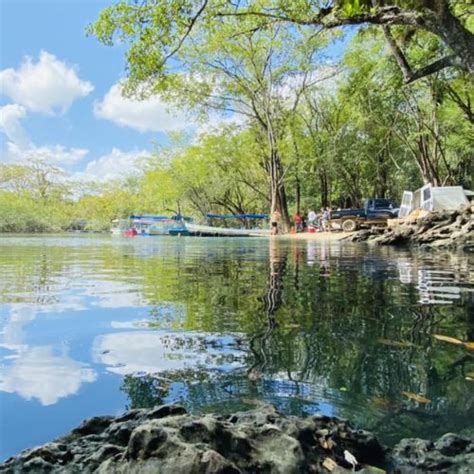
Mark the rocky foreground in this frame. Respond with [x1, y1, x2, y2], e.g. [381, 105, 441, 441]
[349, 205, 473, 251]
[2, 404, 473, 473]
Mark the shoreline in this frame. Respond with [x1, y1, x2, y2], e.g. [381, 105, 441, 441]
[280, 231, 353, 241]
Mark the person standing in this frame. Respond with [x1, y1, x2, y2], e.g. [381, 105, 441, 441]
[270, 210, 281, 235]
[307, 209, 317, 229]
[294, 212, 303, 233]
[321, 208, 330, 232]
[318, 208, 325, 231]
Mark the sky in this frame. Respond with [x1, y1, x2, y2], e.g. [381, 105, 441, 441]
[0, 0, 350, 182]
[0, 0, 196, 181]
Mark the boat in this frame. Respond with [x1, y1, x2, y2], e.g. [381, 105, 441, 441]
[144, 216, 189, 236]
[134, 215, 189, 236]
[111, 218, 131, 235]
[185, 223, 270, 237]
[185, 213, 271, 237]
[112, 215, 188, 236]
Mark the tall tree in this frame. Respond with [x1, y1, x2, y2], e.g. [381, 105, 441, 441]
[90, 5, 331, 230]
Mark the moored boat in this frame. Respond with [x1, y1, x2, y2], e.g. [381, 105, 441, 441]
[185, 213, 270, 237]
[112, 215, 189, 236]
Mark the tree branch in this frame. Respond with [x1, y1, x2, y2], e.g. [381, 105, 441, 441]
[383, 25, 456, 83]
[216, 6, 427, 30]
[382, 25, 414, 82]
[161, 0, 209, 65]
[406, 55, 457, 83]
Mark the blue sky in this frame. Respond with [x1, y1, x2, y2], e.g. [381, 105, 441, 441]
[0, 0, 350, 181]
[0, 0, 193, 180]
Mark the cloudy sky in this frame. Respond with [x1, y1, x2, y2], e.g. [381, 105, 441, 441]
[0, 1, 348, 182]
[0, 0, 194, 181]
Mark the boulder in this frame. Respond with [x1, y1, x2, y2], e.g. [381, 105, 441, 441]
[1, 405, 473, 473]
[391, 433, 474, 473]
[350, 207, 473, 250]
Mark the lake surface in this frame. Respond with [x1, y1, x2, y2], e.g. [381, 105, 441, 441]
[0, 235, 473, 460]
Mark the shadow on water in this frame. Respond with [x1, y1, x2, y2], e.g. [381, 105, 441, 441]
[0, 234, 473, 457]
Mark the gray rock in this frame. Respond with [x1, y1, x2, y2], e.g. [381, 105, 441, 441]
[391, 434, 474, 473]
[1, 404, 473, 473]
[351, 207, 473, 251]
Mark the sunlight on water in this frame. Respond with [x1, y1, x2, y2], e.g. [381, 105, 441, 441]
[0, 235, 473, 459]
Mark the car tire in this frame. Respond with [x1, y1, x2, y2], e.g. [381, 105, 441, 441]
[342, 219, 358, 232]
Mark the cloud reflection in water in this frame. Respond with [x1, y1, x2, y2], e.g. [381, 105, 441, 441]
[92, 331, 246, 376]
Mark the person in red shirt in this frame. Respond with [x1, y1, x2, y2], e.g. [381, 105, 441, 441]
[294, 212, 303, 233]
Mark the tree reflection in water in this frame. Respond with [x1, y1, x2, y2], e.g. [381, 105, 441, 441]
[1, 236, 472, 449]
[247, 238, 288, 377]
[118, 241, 474, 445]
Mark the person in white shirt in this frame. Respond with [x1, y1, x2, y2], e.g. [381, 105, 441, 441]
[307, 209, 317, 228]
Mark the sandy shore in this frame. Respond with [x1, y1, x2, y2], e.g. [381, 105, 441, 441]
[280, 231, 353, 241]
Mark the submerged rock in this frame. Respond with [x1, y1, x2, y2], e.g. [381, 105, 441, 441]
[392, 433, 474, 473]
[350, 205, 473, 251]
[1, 405, 472, 473]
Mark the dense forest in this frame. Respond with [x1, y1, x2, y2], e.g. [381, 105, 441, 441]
[1, 0, 472, 233]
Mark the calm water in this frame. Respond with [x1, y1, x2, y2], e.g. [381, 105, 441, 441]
[0, 235, 473, 459]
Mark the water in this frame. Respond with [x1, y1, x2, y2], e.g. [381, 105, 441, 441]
[0, 235, 473, 460]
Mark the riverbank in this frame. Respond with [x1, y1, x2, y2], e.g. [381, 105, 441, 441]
[283, 231, 354, 241]
[282, 205, 473, 250]
[2, 404, 473, 473]
[349, 205, 473, 251]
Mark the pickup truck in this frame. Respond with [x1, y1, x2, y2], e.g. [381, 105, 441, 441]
[331, 198, 399, 232]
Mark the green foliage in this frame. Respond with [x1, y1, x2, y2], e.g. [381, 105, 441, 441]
[0, 192, 66, 233]
[1, 2, 472, 233]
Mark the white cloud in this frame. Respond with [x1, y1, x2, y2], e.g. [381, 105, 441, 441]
[77, 147, 151, 181]
[92, 331, 245, 376]
[94, 83, 191, 133]
[0, 304, 94, 406]
[0, 52, 91, 167]
[0, 104, 29, 146]
[5, 141, 89, 166]
[0, 51, 93, 114]
[0, 105, 88, 167]
[0, 345, 97, 406]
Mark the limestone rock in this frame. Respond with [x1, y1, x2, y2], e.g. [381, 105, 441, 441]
[1, 405, 473, 473]
[350, 207, 473, 250]
[391, 433, 474, 473]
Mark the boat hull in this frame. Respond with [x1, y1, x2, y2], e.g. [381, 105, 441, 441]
[185, 223, 270, 237]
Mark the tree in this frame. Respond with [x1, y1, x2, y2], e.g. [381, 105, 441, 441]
[139, 128, 269, 217]
[0, 158, 68, 201]
[90, 2, 338, 230]
[223, 1, 474, 82]
[339, 31, 473, 188]
[90, 1, 473, 85]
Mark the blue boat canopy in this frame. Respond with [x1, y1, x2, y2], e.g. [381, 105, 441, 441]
[129, 215, 171, 221]
[129, 215, 191, 221]
[206, 213, 268, 220]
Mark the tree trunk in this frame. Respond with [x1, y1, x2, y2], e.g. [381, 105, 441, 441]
[320, 171, 328, 208]
[425, 1, 474, 74]
[295, 176, 301, 215]
[375, 150, 389, 197]
[277, 183, 290, 232]
[263, 98, 291, 232]
[268, 145, 290, 232]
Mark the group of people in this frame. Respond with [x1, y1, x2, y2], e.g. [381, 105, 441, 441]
[295, 208, 332, 233]
[270, 208, 332, 235]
